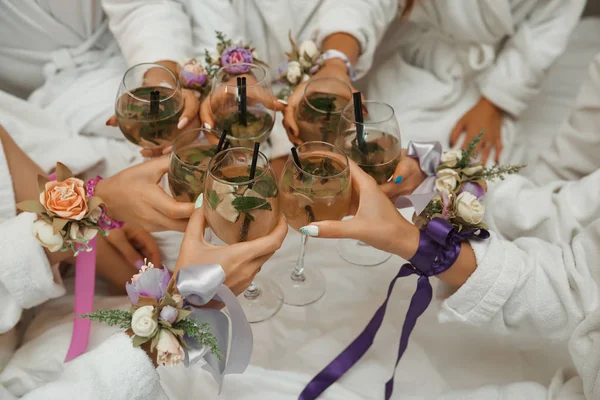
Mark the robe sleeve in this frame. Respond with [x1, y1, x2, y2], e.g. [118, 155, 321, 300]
[1, 333, 168, 400]
[101, 0, 192, 67]
[476, 0, 586, 117]
[439, 222, 600, 343]
[483, 169, 600, 244]
[310, 0, 399, 79]
[525, 53, 600, 185]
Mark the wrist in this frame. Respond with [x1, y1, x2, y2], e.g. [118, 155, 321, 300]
[389, 218, 420, 260]
[323, 58, 348, 74]
[480, 97, 503, 113]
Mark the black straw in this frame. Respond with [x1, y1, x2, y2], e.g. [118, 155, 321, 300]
[239, 77, 248, 127]
[223, 141, 231, 151]
[150, 90, 160, 115]
[353, 92, 367, 154]
[215, 129, 228, 153]
[291, 147, 302, 168]
[239, 142, 261, 242]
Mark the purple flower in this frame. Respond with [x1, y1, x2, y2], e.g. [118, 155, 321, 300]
[221, 46, 253, 74]
[180, 60, 208, 89]
[460, 181, 486, 199]
[309, 64, 321, 75]
[159, 305, 179, 324]
[126, 267, 170, 305]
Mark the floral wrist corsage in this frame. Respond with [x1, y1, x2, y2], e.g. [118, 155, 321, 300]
[277, 33, 323, 99]
[80, 260, 220, 366]
[16, 163, 121, 255]
[179, 31, 266, 98]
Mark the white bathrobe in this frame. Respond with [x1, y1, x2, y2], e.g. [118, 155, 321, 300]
[367, 0, 586, 163]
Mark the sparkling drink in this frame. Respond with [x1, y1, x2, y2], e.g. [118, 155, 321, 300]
[168, 144, 216, 202]
[296, 92, 349, 145]
[217, 111, 274, 148]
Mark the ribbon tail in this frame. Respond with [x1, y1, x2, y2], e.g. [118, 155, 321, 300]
[219, 285, 253, 374]
[298, 265, 416, 400]
[64, 237, 97, 362]
[384, 275, 433, 399]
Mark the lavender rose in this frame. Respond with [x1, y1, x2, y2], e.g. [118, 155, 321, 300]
[126, 266, 170, 305]
[180, 60, 208, 89]
[459, 181, 486, 199]
[221, 46, 253, 74]
[159, 305, 179, 324]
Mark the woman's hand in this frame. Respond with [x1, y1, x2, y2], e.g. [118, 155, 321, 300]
[299, 161, 420, 259]
[105, 224, 162, 269]
[282, 59, 356, 145]
[379, 150, 427, 201]
[174, 206, 288, 296]
[95, 156, 194, 232]
[449, 97, 504, 164]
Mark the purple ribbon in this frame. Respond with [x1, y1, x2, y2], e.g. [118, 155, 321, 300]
[299, 219, 489, 400]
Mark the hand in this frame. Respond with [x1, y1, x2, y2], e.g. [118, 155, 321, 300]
[94, 235, 140, 294]
[282, 60, 358, 145]
[199, 73, 285, 131]
[299, 161, 420, 259]
[174, 206, 288, 296]
[105, 224, 162, 269]
[449, 97, 503, 164]
[379, 149, 427, 201]
[95, 156, 194, 232]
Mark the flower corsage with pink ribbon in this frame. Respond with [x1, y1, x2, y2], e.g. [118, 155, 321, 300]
[277, 32, 323, 99]
[179, 31, 266, 97]
[16, 162, 118, 256]
[79, 260, 220, 366]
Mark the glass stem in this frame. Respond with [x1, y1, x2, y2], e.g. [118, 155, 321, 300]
[244, 281, 260, 300]
[292, 234, 309, 282]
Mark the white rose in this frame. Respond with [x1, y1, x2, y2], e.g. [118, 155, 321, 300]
[286, 61, 302, 84]
[81, 226, 99, 241]
[301, 74, 310, 83]
[251, 50, 259, 60]
[131, 306, 158, 338]
[88, 207, 102, 223]
[69, 223, 99, 242]
[299, 40, 319, 60]
[32, 219, 64, 252]
[462, 165, 484, 176]
[440, 150, 461, 167]
[435, 169, 460, 193]
[156, 330, 185, 366]
[456, 192, 485, 224]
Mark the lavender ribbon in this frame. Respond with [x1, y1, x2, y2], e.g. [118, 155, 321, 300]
[176, 264, 253, 392]
[395, 141, 443, 214]
[299, 219, 489, 400]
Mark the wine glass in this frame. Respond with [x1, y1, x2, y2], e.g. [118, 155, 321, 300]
[208, 63, 276, 148]
[274, 142, 351, 306]
[115, 63, 183, 150]
[204, 147, 282, 322]
[295, 76, 352, 144]
[335, 100, 402, 266]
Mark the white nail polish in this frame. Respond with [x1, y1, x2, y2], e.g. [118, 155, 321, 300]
[203, 123, 212, 130]
[299, 225, 318, 237]
[277, 99, 288, 105]
[177, 117, 189, 130]
[194, 193, 203, 209]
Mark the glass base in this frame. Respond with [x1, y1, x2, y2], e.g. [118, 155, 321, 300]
[274, 264, 326, 306]
[238, 276, 283, 323]
[337, 239, 392, 266]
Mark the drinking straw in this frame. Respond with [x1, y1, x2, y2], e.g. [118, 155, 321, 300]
[240, 77, 248, 127]
[239, 142, 261, 242]
[215, 129, 228, 153]
[150, 90, 160, 115]
[353, 92, 367, 154]
[291, 147, 316, 222]
[223, 141, 231, 151]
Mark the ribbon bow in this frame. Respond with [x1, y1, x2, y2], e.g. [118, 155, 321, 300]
[299, 219, 488, 400]
[176, 264, 253, 391]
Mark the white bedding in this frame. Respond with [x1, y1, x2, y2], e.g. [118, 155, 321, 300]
[2, 18, 600, 400]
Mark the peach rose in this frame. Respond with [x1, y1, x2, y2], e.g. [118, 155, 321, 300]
[40, 178, 88, 220]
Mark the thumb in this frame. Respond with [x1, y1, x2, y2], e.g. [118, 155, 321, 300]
[300, 219, 358, 240]
[183, 201, 207, 243]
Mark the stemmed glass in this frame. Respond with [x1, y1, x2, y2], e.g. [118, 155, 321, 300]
[209, 63, 276, 148]
[204, 146, 283, 322]
[274, 142, 351, 305]
[295, 76, 352, 144]
[115, 63, 183, 150]
[335, 100, 402, 266]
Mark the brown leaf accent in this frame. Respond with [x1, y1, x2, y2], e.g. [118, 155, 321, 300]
[176, 309, 192, 323]
[38, 175, 50, 193]
[16, 200, 45, 214]
[137, 296, 159, 307]
[53, 218, 69, 234]
[132, 334, 153, 347]
[86, 196, 104, 213]
[54, 162, 74, 181]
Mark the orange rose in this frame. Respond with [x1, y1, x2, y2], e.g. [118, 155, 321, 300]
[40, 178, 88, 220]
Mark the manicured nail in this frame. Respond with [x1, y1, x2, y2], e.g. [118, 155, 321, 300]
[195, 193, 203, 209]
[203, 123, 211, 130]
[177, 117, 189, 130]
[134, 260, 145, 270]
[277, 99, 288, 105]
[105, 118, 112, 126]
[394, 176, 403, 184]
[299, 225, 318, 237]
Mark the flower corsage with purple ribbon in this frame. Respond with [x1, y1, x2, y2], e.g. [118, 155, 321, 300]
[299, 131, 526, 400]
[179, 31, 266, 98]
[276, 32, 324, 99]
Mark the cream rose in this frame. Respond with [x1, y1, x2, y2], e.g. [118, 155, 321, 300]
[456, 192, 485, 224]
[131, 306, 158, 338]
[69, 223, 99, 242]
[156, 330, 185, 366]
[435, 169, 460, 193]
[40, 178, 88, 220]
[32, 219, 64, 252]
[286, 61, 302, 84]
[301, 74, 310, 83]
[440, 150, 461, 167]
[299, 40, 319, 60]
[171, 294, 184, 308]
[463, 165, 483, 176]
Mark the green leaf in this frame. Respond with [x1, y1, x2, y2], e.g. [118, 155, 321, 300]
[206, 190, 220, 210]
[251, 175, 278, 198]
[16, 200, 46, 214]
[54, 162, 74, 181]
[176, 309, 193, 323]
[225, 175, 251, 183]
[232, 196, 272, 213]
[307, 96, 337, 113]
[132, 334, 153, 347]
